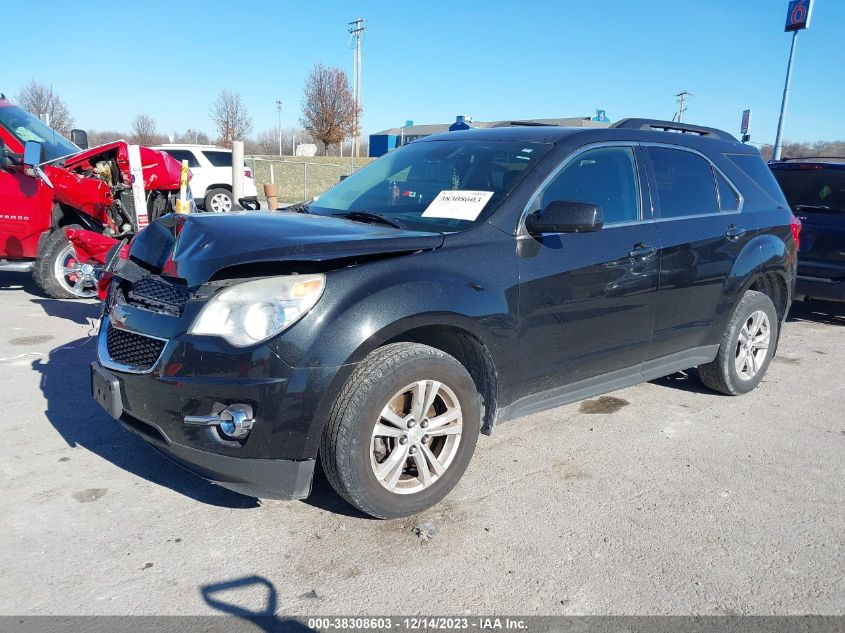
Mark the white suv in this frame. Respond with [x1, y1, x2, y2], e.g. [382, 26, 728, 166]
[154, 145, 259, 212]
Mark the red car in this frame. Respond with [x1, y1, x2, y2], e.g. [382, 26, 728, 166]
[0, 96, 184, 298]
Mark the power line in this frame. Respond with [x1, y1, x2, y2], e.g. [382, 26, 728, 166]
[348, 17, 366, 159]
[673, 91, 692, 123]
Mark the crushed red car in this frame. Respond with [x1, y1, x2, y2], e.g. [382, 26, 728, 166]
[0, 96, 186, 298]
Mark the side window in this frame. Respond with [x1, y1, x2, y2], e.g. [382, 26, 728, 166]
[715, 170, 740, 211]
[538, 146, 641, 224]
[203, 150, 233, 167]
[647, 147, 719, 218]
[164, 149, 199, 168]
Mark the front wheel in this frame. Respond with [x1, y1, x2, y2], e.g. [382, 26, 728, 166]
[698, 290, 778, 395]
[32, 226, 101, 299]
[320, 343, 481, 519]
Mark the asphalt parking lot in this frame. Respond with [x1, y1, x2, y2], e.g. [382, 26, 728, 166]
[1, 271, 843, 617]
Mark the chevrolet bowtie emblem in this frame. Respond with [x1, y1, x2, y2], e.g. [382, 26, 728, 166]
[110, 304, 129, 328]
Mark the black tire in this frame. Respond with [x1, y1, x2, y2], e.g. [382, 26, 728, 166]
[204, 188, 233, 212]
[320, 343, 481, 519]
[32, 225, 98, 300]
[698, 290, 779, 395]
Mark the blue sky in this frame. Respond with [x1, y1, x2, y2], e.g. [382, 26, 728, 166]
[5, 0, 843, 146]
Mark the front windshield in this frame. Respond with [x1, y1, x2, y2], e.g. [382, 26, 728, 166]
[308, 138, 552, 232]
[0, 105, 79, 162]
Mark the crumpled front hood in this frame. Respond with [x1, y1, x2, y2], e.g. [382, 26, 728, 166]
[129, 211, 445, 287]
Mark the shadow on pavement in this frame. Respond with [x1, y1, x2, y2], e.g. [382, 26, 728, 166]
[301, 462, 372, 520]
[200, 575, 314, 632]
[649, 368, 717, 396]
[788, 299, 845, 326]
[34, 334, 259, 509]
[0, 270, 44, 295]
[31, 297, 101, 326]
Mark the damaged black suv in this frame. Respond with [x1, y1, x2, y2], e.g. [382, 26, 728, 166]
[91, 119, 798, 519]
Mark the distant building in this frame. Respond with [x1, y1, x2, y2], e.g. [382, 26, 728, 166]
[368, 114, 611, 157]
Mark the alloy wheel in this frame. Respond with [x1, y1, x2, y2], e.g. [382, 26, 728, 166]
[53, 244, 101, 299]
[210, 192, 232, 212]
[370, 380, 463, 495]
[735, 310, 770, 380]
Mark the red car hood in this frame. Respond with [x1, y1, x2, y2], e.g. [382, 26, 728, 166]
[61, 140, 183, 191]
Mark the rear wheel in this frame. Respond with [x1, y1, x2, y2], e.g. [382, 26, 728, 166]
[204, 188, 233, 212]
[32, 226, 101, 299]
[320, 343, 481, 519]
[698, 290, 778, 395]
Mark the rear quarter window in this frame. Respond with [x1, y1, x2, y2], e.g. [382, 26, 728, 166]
[726, 154, 789, 209]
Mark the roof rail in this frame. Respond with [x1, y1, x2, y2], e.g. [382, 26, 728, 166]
[611, 118, 737, 142]
[497, 120, 559, 127]
[779, 156, 845, 162]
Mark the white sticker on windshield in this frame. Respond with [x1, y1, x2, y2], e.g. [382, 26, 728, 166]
[421, 190, 494, 221]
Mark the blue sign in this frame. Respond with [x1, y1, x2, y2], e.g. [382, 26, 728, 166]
[591, 109, 610, 123]
[785, 0, 814, 32]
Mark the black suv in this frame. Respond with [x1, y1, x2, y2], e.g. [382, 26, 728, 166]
[91, 119, 798, 519]
[770, 158, 845, 303]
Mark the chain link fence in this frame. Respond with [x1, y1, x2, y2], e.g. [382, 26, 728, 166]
[246, 155, 374, 207]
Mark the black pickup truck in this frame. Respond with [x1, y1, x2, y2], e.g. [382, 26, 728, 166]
[770, 158, 845, 303]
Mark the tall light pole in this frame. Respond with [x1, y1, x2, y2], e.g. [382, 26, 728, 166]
[276, 99, 283, 156]
[348, 17, 366, 159]
[773, 0, 814, 161]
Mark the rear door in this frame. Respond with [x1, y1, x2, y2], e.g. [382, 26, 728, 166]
[644, 144, 757, 360]
[772, 165, 845, 282]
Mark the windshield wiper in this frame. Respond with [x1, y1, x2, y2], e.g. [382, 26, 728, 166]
[340, 211, 405, 229]
[795, 204, 832, 211]
[285, 202, 310, 213]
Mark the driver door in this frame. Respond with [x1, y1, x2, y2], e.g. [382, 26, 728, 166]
[0, 132, 48, 259]
[516, 144, 660, 399]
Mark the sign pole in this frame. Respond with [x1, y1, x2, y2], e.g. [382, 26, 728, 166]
[772, 30, 798, 161]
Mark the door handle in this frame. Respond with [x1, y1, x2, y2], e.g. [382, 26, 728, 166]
[628, 244, 657, 259]
[725, 225, 747, 241]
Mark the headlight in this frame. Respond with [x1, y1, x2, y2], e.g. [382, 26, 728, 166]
[189, 274, 325, 347]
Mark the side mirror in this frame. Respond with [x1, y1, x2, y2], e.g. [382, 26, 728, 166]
[23, 140, 43, 167]
[70, 129, 89, 149]
[525, 200, 603, 234]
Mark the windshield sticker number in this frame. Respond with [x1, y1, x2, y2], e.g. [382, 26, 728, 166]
[422, 190, 494, 221]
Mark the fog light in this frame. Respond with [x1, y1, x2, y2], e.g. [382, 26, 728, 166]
[184, 403, 254, 440]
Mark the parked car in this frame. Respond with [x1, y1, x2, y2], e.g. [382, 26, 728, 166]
[92, 119, 798, 519]
[154, 144, 258, 212]
[770, 158, 845, 303]
[0, 97, 185, 298]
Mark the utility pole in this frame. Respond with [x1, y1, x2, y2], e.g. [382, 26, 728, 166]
[348, 17, 366, 159]
[674, 91, 692, 123]
[276, 99, 283, 156]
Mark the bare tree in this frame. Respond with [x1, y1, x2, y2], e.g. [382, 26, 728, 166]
[173, 128, 210, 144]
[300, 64, 357, 155]
[130, 114, 159, 145]
[209, 89, 253, 148]
[16, 80, 75, 136]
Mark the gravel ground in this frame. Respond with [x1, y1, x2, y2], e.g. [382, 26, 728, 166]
[0, 272, 843, 617]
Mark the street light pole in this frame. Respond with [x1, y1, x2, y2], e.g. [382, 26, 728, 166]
[773, 30, 799, 162]
[276, 99, 283, 156]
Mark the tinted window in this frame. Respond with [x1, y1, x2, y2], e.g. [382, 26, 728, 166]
[164, 149, 200, 168]
[203, 150, 232, 167]
[727, 153, 789, 209]
[648, 147, 718, 218]
[715, 171, 740, 211]
[771, 167, 845, 213]
[539, 146, 640, 224]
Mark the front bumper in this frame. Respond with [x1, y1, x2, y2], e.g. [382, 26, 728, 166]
[91, 310, 347, 499]
[795, 275, 845, 303]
